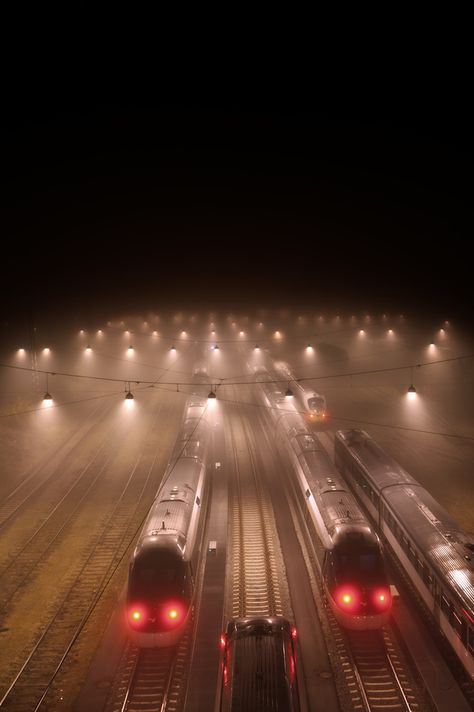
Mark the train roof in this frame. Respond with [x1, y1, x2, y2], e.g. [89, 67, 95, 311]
[133, 532, 186, 560]
[224, 617, 294, 712]
[332, 523, 380, 549]
[225, 617, 292, 636]
[384, 485, 474, 612]
[336, 429, 419, 489]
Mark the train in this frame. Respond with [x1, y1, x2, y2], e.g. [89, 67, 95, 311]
[219, 617, 300, 712]
[256, 367, 391, 629]
[126, 395, 211, 647]
[334, 429, 474, 680]
[273, 361, 327, 421]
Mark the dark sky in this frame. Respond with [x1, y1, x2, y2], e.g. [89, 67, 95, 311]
[3, 91, 472, 326]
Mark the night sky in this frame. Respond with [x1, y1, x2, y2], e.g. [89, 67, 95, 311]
[3, 92, 472, 327]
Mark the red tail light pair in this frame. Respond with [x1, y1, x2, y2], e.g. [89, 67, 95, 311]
[128, 601, 185, 629]
[335, 586, 391, 614]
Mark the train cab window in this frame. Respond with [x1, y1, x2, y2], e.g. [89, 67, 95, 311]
[130, 553, 187, 599]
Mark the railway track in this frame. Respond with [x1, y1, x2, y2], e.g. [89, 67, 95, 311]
[0, 398, 112, 533]
[327, 616, 425, 712]
[0, 443, 113, 611]
[227, 399, 285, 619]
[104, 623, 193, 712]
[0, 436, 168, 710]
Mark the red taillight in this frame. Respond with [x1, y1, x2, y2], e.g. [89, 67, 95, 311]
[220, 633, 227, 649]
[161, 601, 185, 627]
[372, 587, 391, 612]
[335, 585, 360, 613]
[128, 604, 147, 628]
[291, 626, 297, 639]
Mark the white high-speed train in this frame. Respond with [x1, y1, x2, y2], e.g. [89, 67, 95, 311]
[126, 396, 211, 647]
[256, 367, 391, 629]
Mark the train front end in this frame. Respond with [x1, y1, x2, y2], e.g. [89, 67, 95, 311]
[126, 536, 192, 647]
[324, 527, 392, 630]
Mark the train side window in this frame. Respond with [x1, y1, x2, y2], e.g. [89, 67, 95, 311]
[441, 594, 452, 622]
[421, 561, 431, 586]
[452, 610, 467, 645]
[468, 627, 474, 656]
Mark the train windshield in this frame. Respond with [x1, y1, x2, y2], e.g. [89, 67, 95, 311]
[308, 396, 325, 412]
[332, 546, 385, 584]
[129, 551, 187, 600]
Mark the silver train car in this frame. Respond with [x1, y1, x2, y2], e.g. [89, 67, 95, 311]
[257, 369, 391, 629]
[335, 429, 474, 680]
[126, 396, 211, 647]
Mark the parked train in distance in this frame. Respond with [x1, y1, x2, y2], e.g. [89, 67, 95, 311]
[219, 617, 300, 712]
[126, 395, 211, 647]
[256, 367, 391, 629]
[335, 429, 474, 680]
[273, 361, 327, 421]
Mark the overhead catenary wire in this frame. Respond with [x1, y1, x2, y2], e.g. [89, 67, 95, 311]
[1, 352, 473, 390]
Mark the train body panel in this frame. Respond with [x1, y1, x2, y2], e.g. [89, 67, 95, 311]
[335, 429, 474, 679]
[256, 367, 391, 629]
[126, 396, 211, 647]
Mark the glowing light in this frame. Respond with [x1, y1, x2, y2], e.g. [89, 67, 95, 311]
[239, 330, 244, 336]
[128, 345, 134, 352]
[171, 345, 176, 351]
[80, 329, 85, 334]
[162, 602, 185, 627]
[153, 330, 158, 336]
[43, 392, 53, 406]
[128, 605, 146, 628]
[125, 330, 130, 335]
[213, 344, 219, 351]
[181, 330, 187, 336]
[291, 626, 297, 639]
[285, 387, 294, 398]
[43, 347, 50, 353]
[18, 348, 25, 355]
[306, 344, 313, 351]
[255, 344, 260, 350]
[407, 384, 417, 400]
[86, 345, 92, 352]
[97, 329, 103, 335]
[220, 633, 227, 649]
[359, 329, 365, 335]
[274, 330, 281, 338]
[208, 390, 217, 406]
[373, 587, 391, 611]
[335, 585, 360, 612]
[387, 329, 393, 335]
[125, 391, 134, 400]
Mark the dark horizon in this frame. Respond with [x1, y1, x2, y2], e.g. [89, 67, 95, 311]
[3, 103, 472, 328]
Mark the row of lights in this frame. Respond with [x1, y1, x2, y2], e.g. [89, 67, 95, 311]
[40, 377, 420, 406]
